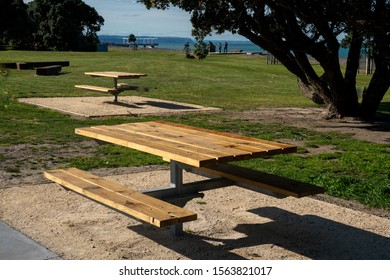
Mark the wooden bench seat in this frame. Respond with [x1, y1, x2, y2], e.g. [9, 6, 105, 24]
[44, 168, 197, 227]
[75, 85, 119, 94]
[36, 65, 62, 76]
[198, 163, 324, 198]
[0, 61, 70, 70]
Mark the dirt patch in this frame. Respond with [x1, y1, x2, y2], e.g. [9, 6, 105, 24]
[0, 142, 99, 188]
[223, 108, 390, 144]
[18, 96, 221, 118]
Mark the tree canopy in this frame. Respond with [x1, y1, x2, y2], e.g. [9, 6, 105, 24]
[27, 0, 104, 51]
[0, 0, 32, 49]
[140, 0, 390, 119]
[0, 0, 104, 51]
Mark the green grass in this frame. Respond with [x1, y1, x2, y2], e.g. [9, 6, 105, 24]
[0, 49, 320, 108]
[1, 48, 389, 209]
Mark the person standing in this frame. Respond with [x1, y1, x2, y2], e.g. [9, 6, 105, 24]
[224, 41, 228, 53]
[218, 42, 222, 53]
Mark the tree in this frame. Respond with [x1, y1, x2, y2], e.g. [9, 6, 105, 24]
[139, 0, 390, 119]
[27, 0, 104, 51]
[0, 0, 32, 49]
[128, 34, 137, 50]
[193, 38, 209, 59]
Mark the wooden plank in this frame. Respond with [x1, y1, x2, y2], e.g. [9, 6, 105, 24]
[44, 168, 196, 227]
[90, 124, 264, 164]
[0, 61, 69, 69]
[76, 121, 297, 166]
[155, 120, 296, 151]
[125, 121, 296, 156]
[0, 62, 18, 69]
[75, 85, 119, 93]
[115, 122, 252, 158]
[85, 72, 147, 78]
[36, 65, 62, 76]
[149, 121, 296, 155]
[75, 126, 218, 167]
[28, 61, 70, 67]
[199, 164, 324, 198]
[62, 168, 195, 222]
[44, 169, 171, 226]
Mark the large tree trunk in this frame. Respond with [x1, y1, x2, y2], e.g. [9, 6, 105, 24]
[297, 78, 325, 105]
[360, 1, 390, 119]
[360, 56, 390, 118]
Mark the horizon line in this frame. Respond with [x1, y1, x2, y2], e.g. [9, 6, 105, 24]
[98, 34, 252, 42]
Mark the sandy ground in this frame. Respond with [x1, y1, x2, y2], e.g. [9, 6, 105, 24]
[1, 167, 389, 260]
[18, 96, 221, 117]
[1, 98, 389, 260]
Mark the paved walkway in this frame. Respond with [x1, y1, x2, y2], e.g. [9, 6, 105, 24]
[0, 220, 60, 260]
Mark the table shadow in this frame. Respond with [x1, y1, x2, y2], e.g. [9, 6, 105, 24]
[128, 206, 390, 260]
[137, 101, 198, 110]
[104, 101, 141, 108]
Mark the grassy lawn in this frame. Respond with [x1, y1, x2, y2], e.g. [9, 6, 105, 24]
[1, 48, 389, 209]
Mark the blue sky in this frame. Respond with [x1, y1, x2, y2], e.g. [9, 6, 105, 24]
[24, 0, 246, 40]
[84, 0, 246, 40]
[84, 0, 193, 37]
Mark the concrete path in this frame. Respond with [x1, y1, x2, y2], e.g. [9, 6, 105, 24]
[0, 221, 60, 260]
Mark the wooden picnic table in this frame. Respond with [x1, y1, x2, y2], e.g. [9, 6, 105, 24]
[45, 121, 323, 235]
[75, 120, 296, 167]
[75, 71, 148, 102]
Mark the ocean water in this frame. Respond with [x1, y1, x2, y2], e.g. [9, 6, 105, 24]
[99, 35, 349, 57]
[99, 35, 264, 53]
[160, 42, 264, 53]
[146, 42, 349, 58]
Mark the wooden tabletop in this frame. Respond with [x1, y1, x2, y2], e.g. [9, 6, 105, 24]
[75, 121, 297, 167]
[84, 71, 147, 78]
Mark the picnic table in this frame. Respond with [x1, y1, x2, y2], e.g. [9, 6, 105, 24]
[44, 121, 323, 235]
[75, 71, 147, 102]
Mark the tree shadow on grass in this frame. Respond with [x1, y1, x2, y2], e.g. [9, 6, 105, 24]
[128, 206, 390, 260]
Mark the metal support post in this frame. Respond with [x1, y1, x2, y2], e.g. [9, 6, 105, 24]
[170, 161, 184, 236]
[170, 224, 184, 236]
[113, 77, 118, 89]
[170, 160, 183, 194]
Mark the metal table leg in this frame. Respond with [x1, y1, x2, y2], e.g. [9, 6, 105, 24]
[169, 161, 184, 235]
[170, 160, 183, 193]
[113, 78, 119, 103]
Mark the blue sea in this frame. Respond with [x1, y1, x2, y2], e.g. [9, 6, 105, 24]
[99, 35, 264, 53]
[159, 41, 264, 53]
[99, 35, 349, 57]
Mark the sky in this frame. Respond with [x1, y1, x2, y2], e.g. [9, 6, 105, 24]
[24, 0, 246, 40]
[84, 0, 246, 40]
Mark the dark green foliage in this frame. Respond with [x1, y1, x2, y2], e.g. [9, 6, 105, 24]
[193, 39, 208, 60]
[27, 0, 104, 51]
[0, 0, 32, 49]
[0, 0, 104, 51]
[128, 34, 137, 50]
[183, 41, 191, 58]
[128, 34, 136, 43]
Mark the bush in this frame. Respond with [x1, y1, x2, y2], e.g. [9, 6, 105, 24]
[193, 39, 209, 60]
